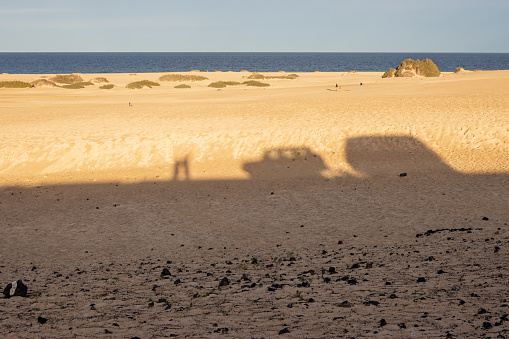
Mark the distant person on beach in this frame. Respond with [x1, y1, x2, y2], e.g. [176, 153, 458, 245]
[129, 102, 132, 107]
[335, 84, 338, 91]
[360, 82, 363, 90]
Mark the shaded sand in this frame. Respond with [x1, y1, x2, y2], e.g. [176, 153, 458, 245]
[0, 71, 508, 338]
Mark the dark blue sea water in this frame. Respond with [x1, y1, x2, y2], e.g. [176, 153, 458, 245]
[1, 52, 508, 74]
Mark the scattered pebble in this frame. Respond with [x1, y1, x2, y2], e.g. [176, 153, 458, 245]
[219, 277, 230, 287]
[278, 327, 290, 335]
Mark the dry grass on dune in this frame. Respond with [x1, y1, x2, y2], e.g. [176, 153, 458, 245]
[50, 74, 84, 84]
[242, 80, 270, 87]
[247, 72, 299, 80]
[208, 81, 241, 88]
[30, 79, 59, 88]
[91, 77, 109, 84]
[0, 80, 32, 88]
[99, 84, 115, 89]
[126, 80, 160, 89]
[159, 74, 208, 82]
[61, 81, 94, 89]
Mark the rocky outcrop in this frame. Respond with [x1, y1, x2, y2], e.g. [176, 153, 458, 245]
[382, 58, 441, 78]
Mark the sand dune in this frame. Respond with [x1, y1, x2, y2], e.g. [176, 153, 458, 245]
[0, 71, 508, 337]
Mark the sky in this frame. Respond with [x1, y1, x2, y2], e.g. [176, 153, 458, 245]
[1, 0, 508, 53]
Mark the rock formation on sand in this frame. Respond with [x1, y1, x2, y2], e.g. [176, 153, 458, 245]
[382, 58, 441, 78]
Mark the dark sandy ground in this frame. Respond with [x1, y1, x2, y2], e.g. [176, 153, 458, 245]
[1, 172, 508, 338]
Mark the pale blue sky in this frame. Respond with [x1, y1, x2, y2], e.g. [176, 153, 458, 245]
[1, 0, 508, 52]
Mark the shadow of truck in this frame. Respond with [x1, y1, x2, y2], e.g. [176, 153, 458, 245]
[243, 148, 327, 180]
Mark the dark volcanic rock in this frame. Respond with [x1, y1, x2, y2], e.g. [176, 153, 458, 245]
[3, 280, 28, 298]
[278, 327, 290, 335]
[161, 268, 171, 277]
[219, 277, 230, 287]
[482, 321, 493, 329]
[37, 316, 48, 324]
[338, 301, 353, 307]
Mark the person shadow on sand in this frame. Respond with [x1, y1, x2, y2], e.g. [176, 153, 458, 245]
[173, 156, 190, 181]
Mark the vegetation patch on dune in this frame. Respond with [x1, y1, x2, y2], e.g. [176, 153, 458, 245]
[31, 79, 59, 88]
[76, 81, 94, 86]
[61, 81, 93, 89]
[0, 81, 33, 88]
[223, 81, 241, 86]
[208, 79, 269, 88]
[61, 83, 85, 89]
[174, 84, 191, 89]
[242, 80, 270, 87]
[208, 81, 241, 88]
[382, 59, 440, 78]
[92, 77, 109, 83]
[99, 84, 115, 89]
[126, 80, 160, 89]
[247, 73, 266, 80]
[159, 74, 208, 82]
[247, 72, 298, 80]
[208, 81, 227, 88]
[50, 74, 84, 84]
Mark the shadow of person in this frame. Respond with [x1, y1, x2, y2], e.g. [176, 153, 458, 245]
[243, 148, 327, 180]
[173, 156, 190, 181]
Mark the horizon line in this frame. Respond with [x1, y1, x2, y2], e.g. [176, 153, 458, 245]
[1, 51, 509, 54]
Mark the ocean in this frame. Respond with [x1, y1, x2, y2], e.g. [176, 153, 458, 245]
[1, 52, 508, 74]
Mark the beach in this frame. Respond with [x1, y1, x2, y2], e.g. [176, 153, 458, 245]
[1, 70, 508, 337]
